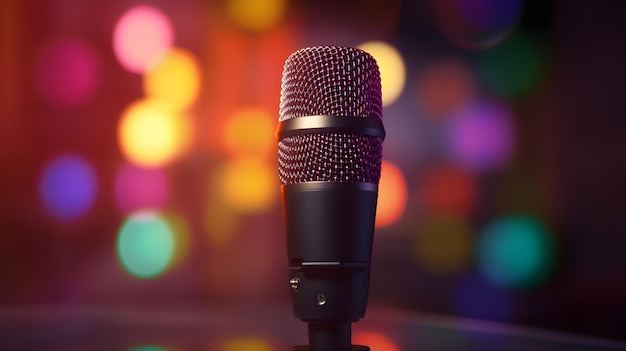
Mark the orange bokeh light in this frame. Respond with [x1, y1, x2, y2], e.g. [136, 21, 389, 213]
[225, 0, 287, 32]
[354, 332, 400, 351]
[143, 47, 202, 111]
[220, 157, 276, 213]
[416, 59, 477, 120]
[418, 163, 478, 216]
[223, 107, 275, 158]
[376, 160, 407, 228]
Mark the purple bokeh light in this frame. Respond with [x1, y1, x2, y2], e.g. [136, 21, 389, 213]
[446, 100, 514, 173]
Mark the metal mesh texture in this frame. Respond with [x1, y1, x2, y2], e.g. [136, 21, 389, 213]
[278, 46, 383, 185]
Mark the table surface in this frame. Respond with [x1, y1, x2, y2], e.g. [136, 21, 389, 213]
[0, 303, 624, 350]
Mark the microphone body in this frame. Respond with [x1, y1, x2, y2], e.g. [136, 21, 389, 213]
[277, 46, 383, 351]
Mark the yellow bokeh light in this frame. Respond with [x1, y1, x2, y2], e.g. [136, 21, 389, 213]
[144, 47, 201, 111]
[414, 215, 473, 275]
[219, 338, 274, 351]
[118, 99, 191, 168]
[221, 158, 276, 213]
[357, 41, 406, 107]
[226, 0, 286, 32]
[376, 160, 407, 228]
[223, 107, 275, 157]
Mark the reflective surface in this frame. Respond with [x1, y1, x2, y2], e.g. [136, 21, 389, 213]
[0, 303, 624, 351]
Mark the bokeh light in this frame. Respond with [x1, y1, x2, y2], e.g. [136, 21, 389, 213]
[35, 36, 100, 107]
[418, 163, 478, 216]
[446, 100, 514, 173]
[113, 5, 174, 73]
[376, 160, 407, 228]
[223, 108, 275, 157]
[205, 197, 240, 247]
[413, 215, 473, 275]
[118, 99, 192, 168]
[455, 272, 515, 321]
[114, 163, 169, 214]
[357, 41, 406, 107]
[39, 154, 98, 221]
[416, 59, 477, 120]
[144, 47, 202, 111]
[225, 0, 287, 32]
[129, 346, 169, 351]
[458, 0, 524, 31]
[477, 216, 555, 289]
[477, 32, 544, 98]
[220, 158, 276, 213]
[354, 332, 400, 351]
[117, 211, 175, 279]
[161, 212, 191, 267]
[433, 0, 523, 50]
[219, 337, 274, 351]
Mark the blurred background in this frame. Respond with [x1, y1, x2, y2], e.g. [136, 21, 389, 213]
[1, 0, 625, 347]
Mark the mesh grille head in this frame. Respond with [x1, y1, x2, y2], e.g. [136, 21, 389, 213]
[278, 46, 383, 185]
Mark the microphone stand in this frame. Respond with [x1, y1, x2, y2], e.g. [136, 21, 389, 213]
[292, 322, 369, 351]
[282, 182, 378, 351]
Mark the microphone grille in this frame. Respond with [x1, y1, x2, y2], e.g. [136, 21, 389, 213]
[278, 46, 383, 185]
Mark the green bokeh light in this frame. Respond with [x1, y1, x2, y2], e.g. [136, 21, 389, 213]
[117, 211, 175, 279]
[477, 32, 544, 98]
[129, 346, 169, 351]
[478, 216, 555, 289]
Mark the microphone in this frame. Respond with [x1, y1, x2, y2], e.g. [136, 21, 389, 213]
[276, 46, 384, 351]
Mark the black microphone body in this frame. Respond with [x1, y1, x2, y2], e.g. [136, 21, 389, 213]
[277, 46, 384, 351]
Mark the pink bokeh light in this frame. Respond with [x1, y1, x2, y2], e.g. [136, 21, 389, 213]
[112, 5, 174, 74]
[35, 37, 100, 107]
[114, 163, 169, 214]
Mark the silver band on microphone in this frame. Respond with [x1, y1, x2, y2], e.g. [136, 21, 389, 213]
[276, 115, 386, 140]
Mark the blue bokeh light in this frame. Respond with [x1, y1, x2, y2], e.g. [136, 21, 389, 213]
[477, 216, 555, 289]
[39, 154, 98, 221]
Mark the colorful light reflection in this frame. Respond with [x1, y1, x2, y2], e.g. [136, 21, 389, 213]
[446, 100, 514, 173]
[39, 154, 98, 221]
[35, 37, 100, 107]
[113, 5, 174, 74]
[117, 211, 175, 279]
[478, 216, 555, 289]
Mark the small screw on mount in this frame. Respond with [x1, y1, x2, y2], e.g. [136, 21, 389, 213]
[316, 293, 327, 306]
[290, 277, 300, 291]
